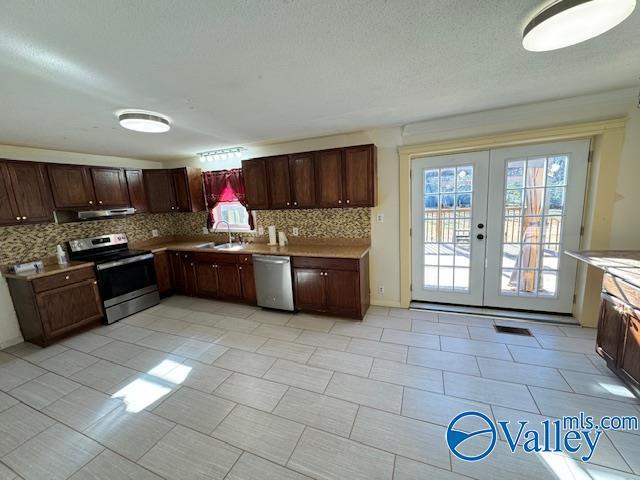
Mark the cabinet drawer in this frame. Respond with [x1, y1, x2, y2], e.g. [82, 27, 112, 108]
[238, 254, 253, 264]
[292, 256, 359, 271]
[32, 267, 96, 293]
[603, 274, 640, 310]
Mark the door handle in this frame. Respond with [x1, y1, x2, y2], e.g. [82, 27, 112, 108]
[477, 223, 484, 229]
[477, 234, 485, 240]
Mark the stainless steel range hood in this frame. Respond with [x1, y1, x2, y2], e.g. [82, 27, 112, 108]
[54, 208, 136, 224]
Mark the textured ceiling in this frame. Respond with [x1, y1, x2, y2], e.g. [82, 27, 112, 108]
[1, 0, 638, 160]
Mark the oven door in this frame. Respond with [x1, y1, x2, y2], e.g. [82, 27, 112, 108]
[96, 254, 158, 307]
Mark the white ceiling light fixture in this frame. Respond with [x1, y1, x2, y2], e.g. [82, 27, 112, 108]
[117, 110, 171, 133]
[523, 0, 636, 52]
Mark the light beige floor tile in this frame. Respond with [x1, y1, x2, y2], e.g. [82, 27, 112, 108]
[148, 305, 192, 320]
[215, 316, 261, 333]
[351, 406, 450, 468]
[389, 308, 437, 321]
[253, 324, 303, 341]
[153, 386, 235, 433]
[213, 348, 276, 376]
[183, 310, 226, 327]
[213, 405, 304, 465]
[0, 404, 56, 456]
[444, 372, 539, 412]
[38, 349, 99, 377]
[369, 358, 443, 393]
[70, 360, 137, 394]
[0, 354, 47, 391]
[257, 339, 315, 363]
[0, 390, 19, 412]
[407, 347, 480, 375]
[587, 354, 618, 377]
[402, 387, 494, 429]
[294, 330, 349, 350]
[308, 348, 373, 377]
[607, 430, 640, 474]
[288, 428, 394, 480]
[84, 406, 174, 461]
[347, 338, 407, 362]
[43, 386, 121, 431]
[286, 315, 336, 333]
[394, 456, 468, 480]
[273, 387, 358, 437]
[227, 452, 312, 480]
[362, 314, 412, 331]
[0, 459, 18, 480]
[536, 334, 597, 354]
[101, 325, 154, 343]
[139, 424, 240, 480]
[121, 311, 158, 328]
[4, 343, 68, 364]
[215, 373, 287, 411]
[171, 338, 219, 359]
[559, 325, 597, 339]
[381, 329, 440, 349]
[411, 319, 470, 338]
[3, 423, 103, 480]
[10, 372, 80, 409]
[123, 350, 185, 374]
[147, 318, 191, 335]
[60, 332, 114, 353]
[136, 332, 188, 352]
[441, 336, 511, 360]
[248, 310, 293, 326]
[179, 324, 226, 342]
[264, 359, 333, 392]
[109, 373, 177, 412]
[529, 386, 640, 424]
[69, 449, 162, 480]
[179, 360, 232, 393]
[508, 344, 601, 373]
[217, 303, 257, 319]
[438, 313, 494, 326]
[477, 357, 571, 391]
[92, 341, 148, 364]
[330, 322, 382, 341]
[366, 306, 390, 316]
[215, 331, 268, 352]
[468, 326, 541, 347]
[325, 372, 402, 413]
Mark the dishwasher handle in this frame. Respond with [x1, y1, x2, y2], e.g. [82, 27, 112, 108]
[252, 254, 291, 265]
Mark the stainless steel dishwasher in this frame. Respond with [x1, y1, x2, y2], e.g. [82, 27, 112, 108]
[252, 254, 295, 311]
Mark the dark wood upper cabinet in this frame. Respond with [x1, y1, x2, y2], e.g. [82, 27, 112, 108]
[242, 159, 270, 210]
[266, 156, 292, 208]
[344, 145, 376, 207]
[47, 164, 96, 208]
[171, 169, 191, 211]
[125, 169, 148, 213]
[144, 169, 175, 213]
[91, 167, 130, 208]
[315, 149, 344, 208]
[289, 153, 316, 208]
[1, 161, 53, 224]
[171, 167, 205, 212]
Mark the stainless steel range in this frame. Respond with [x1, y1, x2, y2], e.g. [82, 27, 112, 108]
[67, 233, 160, 324]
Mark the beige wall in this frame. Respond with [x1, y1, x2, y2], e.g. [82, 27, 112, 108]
[0, 145, 162, 348]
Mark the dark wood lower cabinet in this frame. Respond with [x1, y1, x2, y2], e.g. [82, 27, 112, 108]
[7, 267, 103, 346]
[217, 264, 242, 299]
[154, 251, 173, 296]
[194, 262, 219, 298]
[239, 263, 256, 303]
[293, 254, 369, 319]
[596, 275, 640, 397]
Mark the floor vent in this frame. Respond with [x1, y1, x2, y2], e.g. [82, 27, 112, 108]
[494, 325, 533, 336]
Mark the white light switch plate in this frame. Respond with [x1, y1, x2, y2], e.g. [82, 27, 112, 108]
[202, 226, 209, 234]
[152, 229, 159, 237]
[258, 226, 264, 235]
[292, 227, 299, 236]
[376, 213, 384, 223]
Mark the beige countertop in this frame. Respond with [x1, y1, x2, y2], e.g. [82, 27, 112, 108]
[148, 240, 370, 259]
[3, 261, 95, 281]
[566, 250, 640, 289]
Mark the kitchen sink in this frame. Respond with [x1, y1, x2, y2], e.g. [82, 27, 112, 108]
[196, 242, 244, 251]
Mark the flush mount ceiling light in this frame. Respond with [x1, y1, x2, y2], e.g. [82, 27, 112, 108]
[118, 110, 170, 133]
[523, 0, 636, 52]
[197, 146, 247, 162]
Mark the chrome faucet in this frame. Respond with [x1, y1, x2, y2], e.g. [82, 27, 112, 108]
[212, 220, 232, 245]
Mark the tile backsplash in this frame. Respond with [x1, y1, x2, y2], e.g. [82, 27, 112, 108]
[0, 208, 370, 264]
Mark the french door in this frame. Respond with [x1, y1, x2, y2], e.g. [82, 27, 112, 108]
[411, 139, 590, 313]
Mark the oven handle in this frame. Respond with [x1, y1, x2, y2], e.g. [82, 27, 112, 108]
[96, 253, 155, 271]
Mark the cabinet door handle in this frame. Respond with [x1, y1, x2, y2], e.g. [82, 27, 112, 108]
[239, 266, 243, 270]
[338, 200, 342, 204]
[89, 200, 93, 205]
[293, 201, 297, 206]
[22, 216, 27, 220]
[98, 200, 103, 205]
[93, 281, 97, 285]
[286, 202, 290, 206]
[190, 262, 194, 266]
[171, 206, 175, 210]
[65, 275, 70, 280]
[346, 199, 350, 204]
[15, 217, 20, 221]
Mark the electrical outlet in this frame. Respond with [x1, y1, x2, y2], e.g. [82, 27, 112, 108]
[201, 226, 209, 234]
[378, 285, 385, 295]
[152, 229, 159, 238]
[376, 213, 384, 223]
[258, 226, 264, 235]
[292, 227, 299, 236]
